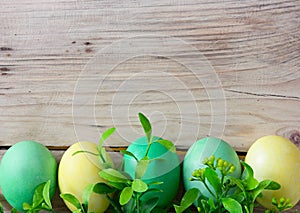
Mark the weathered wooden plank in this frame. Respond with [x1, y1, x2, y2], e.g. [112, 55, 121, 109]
[0, 1, 299, 150]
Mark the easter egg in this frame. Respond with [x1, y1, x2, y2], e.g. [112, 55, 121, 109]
[58, 142, 110, 213]
[183, 137, 241, 199]
[245, 135, 300, 209]
[123, 136, 180, 208]
[0, 140, 57, 211]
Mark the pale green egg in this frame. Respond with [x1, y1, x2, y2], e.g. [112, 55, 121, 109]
[183, 137, 241, 200]
[0, 141, 57, 211]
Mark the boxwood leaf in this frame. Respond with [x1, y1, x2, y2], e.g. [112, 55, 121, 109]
[252, 180, 281, 201]
[107, 181, 128, 190]
[82, 183, 95, 212]
[93, 182, 117, 194]
[99, 127, 116, 147]
[207, 198, 217, 211]
[135, 156, 150, 179]
[221, 197, 243, 213]
[132, 179, 148, 193]
[60, 193, 82, 210]
[99, 168, 129, 183]
[140, 197, 160, 213]
[22, 203, 31, 211]
[0, 202, 3, 213]
[32, 182, 45, 208]
[176, 188, 200, 212]
[147, 181, 163, 186]
[138, 113, 152, 144]
[120, 150, 138, 162]
[241, 161, 259, 190]
[119, 187, 133, 205]
[264, 180, 281, 190]
[10, 209, 18, 213]
[155, 139, 176, 153]
[204, 168, 221, 195]
[42, 180, 52, 209]
[228, 176, 246, 196]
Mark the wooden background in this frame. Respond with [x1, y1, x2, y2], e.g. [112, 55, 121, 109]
[0, 0, 299, 212]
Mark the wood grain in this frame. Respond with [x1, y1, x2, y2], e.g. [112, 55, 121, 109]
[0, 0, 299, 150]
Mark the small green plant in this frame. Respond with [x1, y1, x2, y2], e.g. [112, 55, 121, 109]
[59, 127, 116, 213]
[0, 180, 55, 213]
[265, 197, 297, 213]
[174, 156, 282, 213]
[22, 180, 55, 213]
[61, 112, 176, 213]
[93, 113, 176, 213]
[60, 183, 96, 213]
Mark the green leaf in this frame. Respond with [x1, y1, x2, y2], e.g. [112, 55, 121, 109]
[10, 208, 18, 213]
[241, 161, 254, 179]
[140, 197, 160, 213]
[0, 203, 3, 213]
[120, 150, 139, 162]
[107, 181, 127, 190]
[222, 197, 243, 213]
[31, 182, 45, 208]
[135, 156, 150, 179]
[209, 198, 217, 210]
[99, 168, 129, 183]
[60, 193, 82, 210]
[42, 180, 52, 209]
[228, 193, 245, 203]
[241, 161, 259, 190]
[204, 167, 221, 195]
[155, 139, 176, 153]
[252, 180, 281, 201]
[119, 187, 133, 205]
[264, 180, 281, 190]
[138, 113, 152, 144]
[41, 203, 52, 211]
[23, 202, 32, 211]
[93, 182, 117, 194]
[132, 179, 148, 193]
[147, 181, 163, 186]
[99, 127, 116, 147]
[228, 176, 246, 195]
[175, 188, 200, 212]
[82, 184, 95, 212]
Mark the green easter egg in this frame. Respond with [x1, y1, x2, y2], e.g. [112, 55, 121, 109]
[123, 136, 180, 208]
[0, 141, 57, 211]
[183, 137, 241, 200]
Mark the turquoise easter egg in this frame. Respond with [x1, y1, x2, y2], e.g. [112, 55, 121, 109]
[123, 136, 180, 208]
[183, 137, 241, 200]
[0, 141, 57, 211]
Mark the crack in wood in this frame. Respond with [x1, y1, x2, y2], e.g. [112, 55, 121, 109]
[225, 89, 300, 100]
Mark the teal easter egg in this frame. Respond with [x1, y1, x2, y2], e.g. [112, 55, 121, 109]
[123, 136, 180, 208]
[0, 141, 57, 211]
[183, 137, 241, 200]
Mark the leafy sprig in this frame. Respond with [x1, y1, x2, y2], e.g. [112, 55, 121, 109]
[174, 156, 283, 213]
[265, 197, 297, 213]
[72, 127, 116, 169]
[23, 180, 55, 213]
[60, 183, 96, 213]
[61, 112, 176, 213]
[93, 112, 176, 213]
[0, 180, 55, 213]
